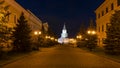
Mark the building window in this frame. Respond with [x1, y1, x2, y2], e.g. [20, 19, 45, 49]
[14, 15, 17, 24]
[98, 38, 100, 44]
[102, 11, 104, 16]
[99, 26, 100, 32]
[106, 7, 108, 13]
[111, 3, 114, 10]
[98, 13, 100, 18]
[102, 25, 104, 32]
[98, 26, 100, 32]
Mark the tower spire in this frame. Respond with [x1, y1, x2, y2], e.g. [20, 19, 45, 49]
[63, 23, 66, 29]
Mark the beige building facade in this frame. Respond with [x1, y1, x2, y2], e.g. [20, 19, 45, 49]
[0, 0, 43, 47]
[95, 0, 120, 47]
[4, 0, 42, 31]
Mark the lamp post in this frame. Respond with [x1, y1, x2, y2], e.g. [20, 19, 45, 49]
[33, 31, 41, 50]
[34, 31, 41, 35]
[86, 30, 97, 51]
[76, 35, 82, 40]
[87, 30, 96, 35]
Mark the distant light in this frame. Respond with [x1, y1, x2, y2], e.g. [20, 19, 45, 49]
[87, 31, 91, 34]
[55, 39, 58, 41]
[38, 31, 41, 35]
[87, 30, 96, 35]
[34, 31, 38, 35]
[50, 37, 54, 40]
[92, 31, 96, 34]
[76, 35, 82, 39]
[45, 36, 49, 39]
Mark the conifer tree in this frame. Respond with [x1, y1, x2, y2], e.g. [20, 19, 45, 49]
[104, 10, 120, 55]
[86, 19, 97, 51]
[0, 1, 11, 46]
[12, 13, 32, 52]
[0, 1, 11, 56]
[76, 22, 86, 47]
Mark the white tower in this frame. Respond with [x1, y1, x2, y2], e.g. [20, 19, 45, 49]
[58, 24, 69, 44]
[61, 24, 68, 38]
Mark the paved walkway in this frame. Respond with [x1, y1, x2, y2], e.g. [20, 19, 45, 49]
[2, 45, 120, 68]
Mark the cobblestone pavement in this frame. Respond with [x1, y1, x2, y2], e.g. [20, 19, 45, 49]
[2, 45, 120, 68]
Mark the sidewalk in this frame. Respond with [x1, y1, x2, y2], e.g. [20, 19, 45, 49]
[0, 47, 56, 67]
[0, 51, 38, 67]
[80, 47, 120, 63]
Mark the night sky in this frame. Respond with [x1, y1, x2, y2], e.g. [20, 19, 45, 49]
[16, 0, 104, 38]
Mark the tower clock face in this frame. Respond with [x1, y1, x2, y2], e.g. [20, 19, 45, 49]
[63, 30, 66, 33]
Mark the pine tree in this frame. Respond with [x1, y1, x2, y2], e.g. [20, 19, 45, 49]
[85, 19, 97, 51]
[12, 13, 32, 52]
[77, 22, 86, 36]
[104, 10, 120, 55]
[0, 1, 11, 45]
[76, 22, 87, 47]
[0, 1, 11, 58]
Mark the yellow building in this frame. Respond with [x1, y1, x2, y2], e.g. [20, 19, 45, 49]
[0, 0, 42, 48]
[95, 0, 120, 47]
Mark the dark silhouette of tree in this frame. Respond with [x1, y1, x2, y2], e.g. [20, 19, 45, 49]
[85, 19, 97, 51]
[104, 10, 120, 55]
[76, 22, 87, 47]
[12, 13, 32, 52]
[77, 22, 86, 36]
[0, 1, 11, 46]
[0, 1, 11, 58]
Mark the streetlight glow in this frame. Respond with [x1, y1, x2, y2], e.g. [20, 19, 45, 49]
[45, 36, 48, 39]
[76, 35, 82, 39]
[34, 31, 42, 35]
[92, 31, 96, 34]
[34, 31, 38, 35]
[38, 31, 41, 35]
[50, 37, 54, 40]
[87, 31, 91, 34]
[87, 30, 96, 35]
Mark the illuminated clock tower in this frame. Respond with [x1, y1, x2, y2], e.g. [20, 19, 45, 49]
[61, 24, 68, 38]
[58, 24, 69, 44]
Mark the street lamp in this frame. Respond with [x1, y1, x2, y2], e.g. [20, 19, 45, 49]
[33, 31, 42, 50]
[34, 31, 41, 35]
[50, 37, 54, 40]
[38, 31, 41, 35]
[34, 31, 38, 35]
[55, 39, 58, 42]
[76, 35, 82, 39]
[87, 30, 96, 35]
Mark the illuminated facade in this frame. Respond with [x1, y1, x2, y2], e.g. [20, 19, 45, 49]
[95, 0, 120, 47]
[58, 24, 69, 44]
[0, 0, 42, 47]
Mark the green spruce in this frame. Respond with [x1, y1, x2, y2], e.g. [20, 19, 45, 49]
[0, 1, 11, 58]
[104, 10, 120, 55]
[12, 13, 32, 52]
[86, 19, 97, 51]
